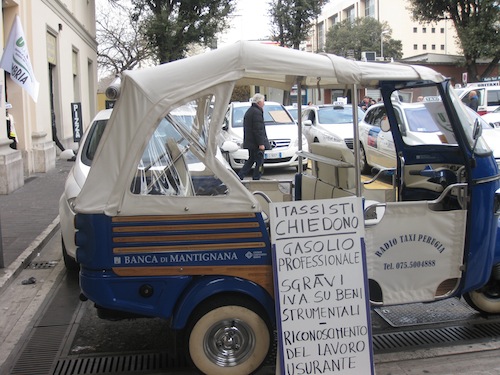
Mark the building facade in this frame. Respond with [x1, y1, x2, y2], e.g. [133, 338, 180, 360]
[0, 0, 97, 194]
[312, 0, 460, 59]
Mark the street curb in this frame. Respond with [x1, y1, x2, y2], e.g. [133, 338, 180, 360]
[0, 217, 60, 295]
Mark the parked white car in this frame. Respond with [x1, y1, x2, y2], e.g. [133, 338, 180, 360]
[482, 106, 500, 128]
[359, 101, 500, 173]
[456, 81, 500, 115]
[471, 108, 500, 167]
[60, 106, 230, 270]
[284, 105, 299, 121]
[301, 103, 365, 150]
[219, 101, 308, 170]
[359, 102, 446, 173]
[59, 109, 112, 270]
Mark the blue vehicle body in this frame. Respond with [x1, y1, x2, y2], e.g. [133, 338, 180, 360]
[380, 81, 500, 295]
[76, 212, 275, 324]
[69, 42, 500, 374]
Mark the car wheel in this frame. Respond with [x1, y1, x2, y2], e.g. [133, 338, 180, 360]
[464, 282, 500, 314]
[62, 237, 79, 271]
[359, 143, 371, 174]
[186, 295, 272, 375]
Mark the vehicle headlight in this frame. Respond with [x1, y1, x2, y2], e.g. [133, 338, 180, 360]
[231, 137, 243, 148]
[293, 135, 309, 148]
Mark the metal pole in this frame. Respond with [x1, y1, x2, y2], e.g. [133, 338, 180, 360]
[352, 83, 362, 197]
[380, 30, 389, 61]
[380, 33, 383, 60]
[297, 77, 304, 170]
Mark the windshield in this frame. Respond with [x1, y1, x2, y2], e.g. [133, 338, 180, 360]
[317, 106, 365, 124]
[82, 118, 108, 166]
[231, 103, 294, 127]
[131, 97, 228, 197]
[404, 107, 441, 133]
[287, 108, 298, 120]
[450, 86, 491, 155]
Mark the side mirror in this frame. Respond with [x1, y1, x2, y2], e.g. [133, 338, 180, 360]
[381, 118, 391, 132]
[60, 149, 76, 160]
[473, 118, 482, 140]
[471, 118, 482, 157]
[221, 141, 240, 153]
[303, 119, 312, 126]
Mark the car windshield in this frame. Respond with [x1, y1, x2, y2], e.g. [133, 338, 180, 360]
[404, 107, 441, 132]
[317, 106, 364, 124]
[287, 108, 298, 120]
[82, 118, 108, 166]
[232, 104, 294, 127]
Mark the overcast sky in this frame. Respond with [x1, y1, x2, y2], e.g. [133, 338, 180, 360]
[218, 0, 272, 45]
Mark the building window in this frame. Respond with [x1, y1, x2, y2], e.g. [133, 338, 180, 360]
[432, 44, 436, 50]
[422, 27, 427, 33]
[432, 27, 436, 33]
[346, 6, 355, 23]
[441, 28, 445, 33]
[423, 44, 427, 50]
[413, 44, 418, 50]
[441, 44, 445, 50]
[72, 49, 80, 101]
[364, 0, 375, 17]
[329, 14, 338, 26]
[413, 27, 417, 33]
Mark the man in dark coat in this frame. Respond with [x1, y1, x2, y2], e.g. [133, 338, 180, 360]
[468, 90, 479, 112]
[238, 93, 270, 180]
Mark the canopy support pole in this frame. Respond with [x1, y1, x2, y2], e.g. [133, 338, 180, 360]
[297, 77, 304, 171]
[352, 84, 362, 197]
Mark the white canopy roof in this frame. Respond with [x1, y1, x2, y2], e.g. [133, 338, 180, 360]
[75, 41, 445, 216]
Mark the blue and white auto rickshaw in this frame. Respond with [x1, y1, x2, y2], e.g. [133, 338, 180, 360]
[72, 41, 500, 374]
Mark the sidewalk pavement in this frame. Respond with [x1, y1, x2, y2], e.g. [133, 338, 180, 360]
[0, 158, 73, 293]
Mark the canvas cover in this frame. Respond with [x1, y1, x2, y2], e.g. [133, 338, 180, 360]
[75, 41, 445, 216]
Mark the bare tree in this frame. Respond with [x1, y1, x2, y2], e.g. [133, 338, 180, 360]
[96, 2, 154, 78]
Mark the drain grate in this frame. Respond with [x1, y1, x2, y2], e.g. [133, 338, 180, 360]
[374, 298, 477, 327]
[9, 325, 68, 375]
[373, 321, 500, 353]
[53, 352, 189, 375]
[29, 260, 59, 269]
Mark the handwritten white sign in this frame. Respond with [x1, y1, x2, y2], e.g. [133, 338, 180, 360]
[270, 197, 374, 375]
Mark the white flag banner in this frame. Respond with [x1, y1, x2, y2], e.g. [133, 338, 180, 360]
[0, 15, 39, 102]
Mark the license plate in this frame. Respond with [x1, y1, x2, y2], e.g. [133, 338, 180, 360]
[264, 151, 282, 159]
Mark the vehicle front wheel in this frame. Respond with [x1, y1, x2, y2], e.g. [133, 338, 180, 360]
[186, 295, 272, 375]
[359, 143, 371, 175]
[62, 237, 79, 271]
[464, 281, 500, 314]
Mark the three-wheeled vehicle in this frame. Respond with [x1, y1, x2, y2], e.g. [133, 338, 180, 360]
[73, 41, 500, 374]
